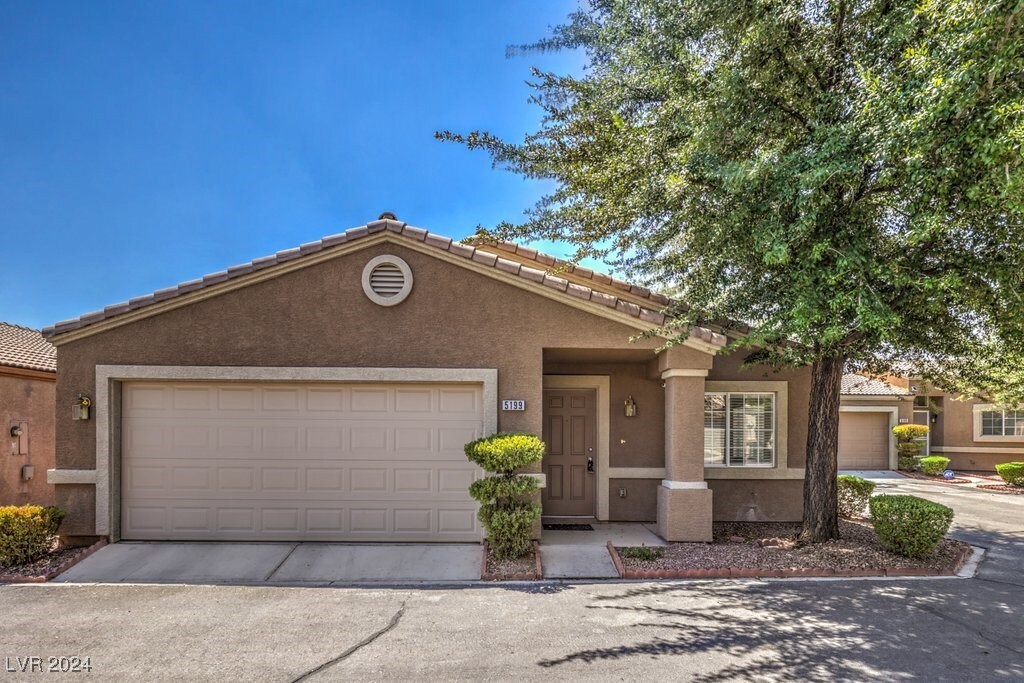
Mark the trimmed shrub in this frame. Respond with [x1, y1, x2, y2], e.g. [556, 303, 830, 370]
[837, 474, 876, 518]
[0, 505, 65, 567]
[893, 424, 929, 471]
[465, 433, 545, 559]
[919, 456, 951, 477]
[995, 462, 1024, 486]
[869, 495, 953, 558]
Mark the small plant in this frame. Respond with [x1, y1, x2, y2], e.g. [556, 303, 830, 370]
[465, 433, 545, 559]
[995, 462, 1024, 486]
[837, 474, 876, 518]
[918, 456, 951, 477]
[869, 495, 953, 558]
[0, 505, 65, 567]
[893, 424, 929, 471]
[619, 546, 665, 561]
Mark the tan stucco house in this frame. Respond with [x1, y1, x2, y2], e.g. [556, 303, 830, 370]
[43, 216, 812, 546]
[839, 373, 1023, 473]
[1, 322, 57, 506]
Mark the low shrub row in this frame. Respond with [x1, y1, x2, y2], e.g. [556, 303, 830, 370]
[0, 505, 65, 567]
[995, 462, 1024, 486]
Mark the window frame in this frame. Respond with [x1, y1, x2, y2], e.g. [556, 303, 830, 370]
[973, 403, 1024, 442]
[704, 391, 777, 468]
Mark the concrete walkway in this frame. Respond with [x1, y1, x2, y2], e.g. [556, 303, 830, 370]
[540, 522, 663, 579]
[55, 542, 482, 585]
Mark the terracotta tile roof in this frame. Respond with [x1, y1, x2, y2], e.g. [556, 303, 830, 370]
[0, 322, 57, 373]
[841, 373, 910, 396]
[42, 218, 727, 349]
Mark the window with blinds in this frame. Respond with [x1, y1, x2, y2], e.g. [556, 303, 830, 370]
[704, 392, 775, 467]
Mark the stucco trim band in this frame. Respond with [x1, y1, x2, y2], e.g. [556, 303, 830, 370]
[46, 468, 97, 485]
[542, 375, 611, 521]
[661, 369, 710, 378]
[93, 365, 499, 537]
[935, 445, 1024, 455]
[839, 405, 899, 470]
[661, 480, 709, 489]
[607, 467, 666, 479]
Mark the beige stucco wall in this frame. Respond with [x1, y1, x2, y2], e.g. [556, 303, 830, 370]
[928, 394, 1024, 471]
[1, 370, 56, 507]
[52, 240, 814, 534]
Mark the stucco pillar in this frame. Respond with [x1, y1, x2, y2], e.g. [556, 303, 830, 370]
[657, 369, 713, 542]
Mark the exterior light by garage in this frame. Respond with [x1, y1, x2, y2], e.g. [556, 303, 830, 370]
[72, 394, 92, 421]
[362, 254, 413, 306]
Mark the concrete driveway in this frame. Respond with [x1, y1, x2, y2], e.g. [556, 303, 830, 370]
[1, 477, 1019, 681]
[54, 542, 482, 584]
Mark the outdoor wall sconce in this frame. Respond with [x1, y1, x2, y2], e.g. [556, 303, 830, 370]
[624, 395, 637, 418]
[9, 425, 22, 438]
[72, 394, 92, 421]
[931, 413, 938, 424]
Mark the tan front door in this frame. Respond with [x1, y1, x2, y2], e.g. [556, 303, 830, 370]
[838, 412, 891, 469]
[120, 380, 484, 541]
[541, 389, 596, 517]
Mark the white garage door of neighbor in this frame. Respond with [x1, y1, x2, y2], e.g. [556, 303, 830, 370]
[838, 412, 891, 470]
[120, 381, 484, 541]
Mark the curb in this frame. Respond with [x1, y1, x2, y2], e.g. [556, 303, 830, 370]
[606, 540, 973, 580]
[0, 538, 108, 584]
[481, 540, 543, 581]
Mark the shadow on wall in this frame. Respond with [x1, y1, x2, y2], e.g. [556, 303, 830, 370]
[536, 551, 1024, 680]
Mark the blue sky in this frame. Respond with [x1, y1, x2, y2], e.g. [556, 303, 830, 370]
[0, 1, 591, 329]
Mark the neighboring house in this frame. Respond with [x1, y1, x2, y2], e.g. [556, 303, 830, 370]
[0, 322, 57, 506]
[42, 216, 813, 546]
[840, 373, 1022, 472]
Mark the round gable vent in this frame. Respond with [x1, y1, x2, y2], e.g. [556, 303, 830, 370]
[362, 254, 413, 306]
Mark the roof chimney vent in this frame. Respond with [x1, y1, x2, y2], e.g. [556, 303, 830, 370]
[378, 211, 398, 221]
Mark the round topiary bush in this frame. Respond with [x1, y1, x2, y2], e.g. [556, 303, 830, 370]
[995, 462, 1024, 486]
[868, 495, 953, 558]
[837, 474, 876, 518]
[0, 505, 65, 567]
[919, 456, 951, 477]
[465, 433, 545, 559]
[893, 424, 929, 471]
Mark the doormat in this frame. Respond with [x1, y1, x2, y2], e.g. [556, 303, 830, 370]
[543, 523, 594, 531]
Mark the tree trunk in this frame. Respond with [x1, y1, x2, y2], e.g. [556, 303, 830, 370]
[799, 355, 845, 543]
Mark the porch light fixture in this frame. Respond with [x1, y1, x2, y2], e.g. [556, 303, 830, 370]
[9, 425, 22, 438]
[624, 395, 637, 418]
[72, 394, 92, 421]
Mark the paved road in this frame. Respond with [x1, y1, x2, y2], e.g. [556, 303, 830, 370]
[2, 478, 1021, 682]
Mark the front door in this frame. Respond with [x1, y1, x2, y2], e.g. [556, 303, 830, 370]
[541, 389, 596, 517]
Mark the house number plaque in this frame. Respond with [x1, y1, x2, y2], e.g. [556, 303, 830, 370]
[502, 400, 526, 411]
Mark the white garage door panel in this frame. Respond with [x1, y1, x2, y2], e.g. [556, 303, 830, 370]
[838, 412, 891, 470]
[121, 382, 484, 541]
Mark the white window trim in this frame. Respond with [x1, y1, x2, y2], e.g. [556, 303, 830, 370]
[704, 390, 777, 468]
[973, 403, 1024, 442]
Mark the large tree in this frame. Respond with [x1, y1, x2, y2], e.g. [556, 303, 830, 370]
[440, 0, 1024, 540]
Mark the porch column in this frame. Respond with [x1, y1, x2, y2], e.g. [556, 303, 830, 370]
[657, 369, 713, 542]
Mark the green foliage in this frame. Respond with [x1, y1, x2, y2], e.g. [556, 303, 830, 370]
[466, 433, 545, 559]
[893, 424, 930, 442]
[464, 433, 546, 474]
[439, 0, 1024, 541]
[897, 456, 919, 472]
[995, 462, 1024, 486]
[919, 456, 951, 477]
[837, 475, 876, 517]
[869, 495, 954, 558]
[619, 546, 665, 561]
[0, 505, 65, 567]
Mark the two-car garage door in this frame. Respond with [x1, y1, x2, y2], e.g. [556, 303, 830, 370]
[120, 381, 484, 542]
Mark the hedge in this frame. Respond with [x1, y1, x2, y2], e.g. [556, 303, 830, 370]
[995, 462, 1024, 486]
[869, 495, 953, 558]
[919, 456, 951, 477]
[0, 505, 65, 567]
[837, 474, 875, 518]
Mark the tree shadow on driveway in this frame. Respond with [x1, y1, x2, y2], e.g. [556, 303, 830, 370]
[537, 575, 1024, 681]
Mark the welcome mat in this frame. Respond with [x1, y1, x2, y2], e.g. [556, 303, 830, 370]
[543, 523, 594, 531]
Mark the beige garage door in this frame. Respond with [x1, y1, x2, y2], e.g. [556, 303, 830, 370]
[838, 412, 891, 470]
[121, 381, 484, 541]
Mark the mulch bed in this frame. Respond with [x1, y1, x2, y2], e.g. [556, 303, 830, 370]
[900, 471, 973, 485]
[481, 540, 543, 581]
[961, 471, 1009, 482]
[976, 483, 1024, 495]
[0, 539, 107, 583]
[610, 521, 971, 580]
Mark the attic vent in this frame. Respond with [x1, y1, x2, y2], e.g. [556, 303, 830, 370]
[361, 255, 413, 306]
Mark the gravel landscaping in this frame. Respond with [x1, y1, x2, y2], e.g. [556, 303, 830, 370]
[900, 471, 973, 484]
[615, 520, 970, 577]
[976, 483, 1024, 495]
[482, 542, 541, 580]
[0, 545, 91, 581]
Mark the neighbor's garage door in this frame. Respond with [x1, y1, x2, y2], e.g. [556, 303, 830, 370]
[120, 381, 483, 541]
[838, 412, 891, 470]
